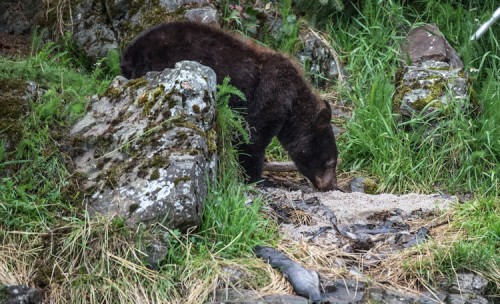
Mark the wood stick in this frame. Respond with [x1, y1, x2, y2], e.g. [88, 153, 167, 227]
[263, 159, 342, 173]
[263, 161, 297, 172]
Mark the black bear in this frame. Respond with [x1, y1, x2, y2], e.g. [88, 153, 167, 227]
[121, 21, 338, 191]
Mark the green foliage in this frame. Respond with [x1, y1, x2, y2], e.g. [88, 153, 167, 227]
[1, 2, 498, 301]
[328, 0, 499, 290]
[0, 35, 118, 231]
[1, 43, 276, 302]
[407, 197, 499, 293]
[200, 77, 276, 257]
[330, 0, 499, 195]
[294, 0, 347, 27]
[220, 0, 261, 35]
[273, 0, 301, 54]
[155, 77, 277, 300]
[214, 77, 249, 175]
[265, 137, 290, 162]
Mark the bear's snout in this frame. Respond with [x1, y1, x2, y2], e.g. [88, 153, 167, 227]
[313, 168, 338, 191]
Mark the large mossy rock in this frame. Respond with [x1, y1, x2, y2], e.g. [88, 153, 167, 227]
[395, 24, 469, 119]
[70, 61, 218, 231]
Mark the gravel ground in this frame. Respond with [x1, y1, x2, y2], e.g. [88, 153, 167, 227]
[268, 188, 454, 225]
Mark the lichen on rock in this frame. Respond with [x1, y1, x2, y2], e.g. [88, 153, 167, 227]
[395, 60, 469, 118]
[70, 61, 217, 232]
[395, 24, 469, 120]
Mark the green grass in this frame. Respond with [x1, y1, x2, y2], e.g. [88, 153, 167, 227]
[200, 77, 277, 258]
[1, 1, 499, 301]
[323, 0, 499, 292]
[327, 1, 499, 195]
[406, 197, 499, 294]
[1, 42, 276, 303]
[0, 39, 118, 231]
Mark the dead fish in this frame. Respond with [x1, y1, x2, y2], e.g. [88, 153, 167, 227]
[255, 246, 323, 303]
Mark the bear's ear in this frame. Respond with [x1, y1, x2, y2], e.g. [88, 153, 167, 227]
[313, 100, 332, 130]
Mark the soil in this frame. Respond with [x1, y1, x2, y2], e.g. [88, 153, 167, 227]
[0, 33, 31, 58]
[250, 170, 461, 303]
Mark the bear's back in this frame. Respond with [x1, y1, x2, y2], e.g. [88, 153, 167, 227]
[121, 22, 274, 101]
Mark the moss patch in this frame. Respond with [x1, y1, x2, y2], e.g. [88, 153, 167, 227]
[412, 79, 446, 111]
[103, 86, 123, 99]
[119, 0, 183, 48]
[150, 168, 160, 180]
[363, 178, 378, 194]
[128, 203, 140, 213]
[125, 77, 148, 90]
[0, 79, 30, 119]
[174, 175, 191, 186]
[394, 74, 449, 113]
[0, 79, 31, 153]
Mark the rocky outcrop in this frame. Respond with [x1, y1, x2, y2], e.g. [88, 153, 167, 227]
[0, 0, 44, 34]
[395, 24, 469, 119]
[42, 0, 218, 60]
[297, 28, 345, 87]
[70, 61, 218, 231]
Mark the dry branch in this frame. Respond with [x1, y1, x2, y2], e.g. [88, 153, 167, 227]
[263, 162, 298, 172]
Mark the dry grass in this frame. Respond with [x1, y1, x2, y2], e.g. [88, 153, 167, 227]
[0, 215, 285, 304]
[270, 209, 495, 302]
[0, 232, 43, 286]
[42, 0, 73, 36]
[278, 239, 352, 280]
[364, 210, 497, 297]
[358, 212, 447, 281]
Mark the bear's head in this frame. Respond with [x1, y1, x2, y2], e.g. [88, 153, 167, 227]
[121, 47, 151, 79]
[292, 101, 338, 191]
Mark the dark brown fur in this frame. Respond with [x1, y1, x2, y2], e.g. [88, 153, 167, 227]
[121, 22, 338, 191]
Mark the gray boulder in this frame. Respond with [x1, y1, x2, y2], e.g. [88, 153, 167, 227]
[395, 25, 468, 119]
[401, 24, 463, 69]
[396, 60, 468, 118]
[70, 61, 218, 232]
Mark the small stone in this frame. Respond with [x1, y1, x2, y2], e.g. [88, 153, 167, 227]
[184, 7, 219, 27]
[144, 240, 168, 270]
[321, 279, 365, 303]
[220, 266, 247, 287]
[447, 293, 489, 304]
[1, 285, 42, 304]
[350, 177, 377, 194]
[449, 272, 489, 295]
